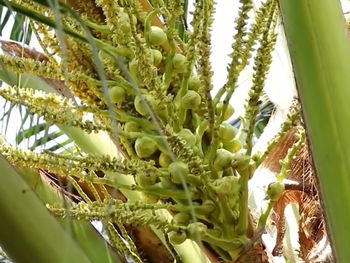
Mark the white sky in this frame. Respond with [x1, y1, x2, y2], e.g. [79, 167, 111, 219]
[208, 0, 350, 115]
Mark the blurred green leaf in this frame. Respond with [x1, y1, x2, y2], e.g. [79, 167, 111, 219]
[10, 13, 32, 44]
[0, 8, 11, 36]
[0, 155, 95, 263]
[280, 0, 350, 261]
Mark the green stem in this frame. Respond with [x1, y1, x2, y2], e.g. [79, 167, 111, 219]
[257, 201, 274, 229]
[236, 168, 249, 235]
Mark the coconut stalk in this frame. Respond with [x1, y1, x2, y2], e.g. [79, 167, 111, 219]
[278, 0, 350, 261]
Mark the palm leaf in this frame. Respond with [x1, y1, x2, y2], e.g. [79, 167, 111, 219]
[0, 8, 11, 36]
[10, 12, 32, 44]
[280, 0, 350, 261]
[16, 121, 74, 152]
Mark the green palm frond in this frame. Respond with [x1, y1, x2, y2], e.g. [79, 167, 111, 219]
[0, 7, 12, 36]
[10, 12, 32, 44]
[0, 6, 32, 43]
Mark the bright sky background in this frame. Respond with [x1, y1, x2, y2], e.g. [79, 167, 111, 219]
[208, 0, 350, 115]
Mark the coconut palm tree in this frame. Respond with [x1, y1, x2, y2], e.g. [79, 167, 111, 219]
[0, 0, 349, 262]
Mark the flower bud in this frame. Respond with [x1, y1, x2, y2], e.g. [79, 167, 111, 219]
[213, 176, 240, 195]
[108, 86, 125, 103]
[141, 193, 159, 203]
[159, 152, 171, 168]
[134, 95, 155, 116]
[232, 154, 251, 171]
[187, 222, 207, 239]
[168, 161, 189, 184]
[267, 181, 285, 201]
[195, 200, 216, 214]
[213, 149, 233, 171]
[216, 102, 234, 120]
[218, 123, 236, 142]
[135, 137, 157, 158]
[119, 12, 131, 33]
[151, 49, 163, 66]
[188, 75, 201, 91]
[177, 129, 196, 147]
[173, 212, 190, 225]
[124, 121, 140, 132]
[172, 53, 187, 73]
[181, 90, 201, 110]
[135, 173, 157, 187]
[223, 138, 242, 153]
[147, 26, 167, 46]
